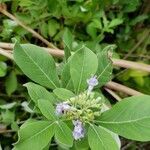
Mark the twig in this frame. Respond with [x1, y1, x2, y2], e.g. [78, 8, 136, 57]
[1, 43, 150, 72]
[0, 93, 25, 98]
[0, 4, 58, 49]
[0, 42, 64, 58]
[118, 52, 150, 59]
[123, 30, 150, 59]
[0, 42, 13, 49]
[121, 141, 134, 150]
[0, 48, 13, 60]
[43, 47, 64, 58]
[112, 58, 150, 72]
[104, 87, 122, 101]
[0, 129, 14, 134]
[105, 81, 143, 96]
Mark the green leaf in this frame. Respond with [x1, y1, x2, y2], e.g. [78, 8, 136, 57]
[88, 125, 119, 150]
[63, 28, 73, 50]
[1, 110, 15, 124]
[38, 99, 57, 121]
[5, 71, 17, 96]
[53, 88, 75, 100]
[63, 28, 73, 61]
[21, 101, 34, 113]
[73, 137, 89, 150]
[0, 102, 17, 109]
[48, 19, 60, 37]
[61, 59, 74, 91]
[108, 18, 123, 28]
[14, 42, 60, 89]
[70, 47, 98, 93]
[86, 23, 97, 39]
[11, 122, 19, 131]
[13, 121, 55, 150]
[0, 61, 7, 77]
[130, 14, 148, 26]
[55, 121, 73, 148]
[24, 82, 55, 104]
[98, 95, 150, 141]
[40, 22, 48, 38]
[96, 45, 115, 87]
[86, 19, 102, 39]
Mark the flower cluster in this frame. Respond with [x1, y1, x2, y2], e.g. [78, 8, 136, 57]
[55, 76, 101, 140]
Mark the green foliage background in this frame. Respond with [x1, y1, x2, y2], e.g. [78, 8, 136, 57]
[0, 0, 150, 149]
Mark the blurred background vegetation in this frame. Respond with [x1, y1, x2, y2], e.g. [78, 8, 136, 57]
[0, 0, 150, 149]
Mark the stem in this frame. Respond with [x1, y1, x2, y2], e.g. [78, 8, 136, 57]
[0, 48, 13, 60]
[105, 81, 143, 96]
[1, 44, 150, 72]
[0, 129, 14, 134]
[0, 42, 64, 58]
[112, 58, 150, 72]
[104, 87, 121, 101]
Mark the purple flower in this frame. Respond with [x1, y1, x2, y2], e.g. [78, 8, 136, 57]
[55, 102, 70, 115]
[72, 120, 85, 140]
[87, 76, 98, 93]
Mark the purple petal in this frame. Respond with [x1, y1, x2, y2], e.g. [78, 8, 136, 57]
[72, 120, 85, 140]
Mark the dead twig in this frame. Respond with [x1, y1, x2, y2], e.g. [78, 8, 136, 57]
[0, 129, 14, 134]
[0, 48, 13, 60]
[104, 87, 122, 101]
[1, 43, 150, 72]
[112, 58, 150, 72]
[105, 81, 143, 96]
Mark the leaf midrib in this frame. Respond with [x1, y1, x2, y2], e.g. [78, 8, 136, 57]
[90, 125, 106, 150]
[56, 122, 72, 147]
[21, 47, 57, 88]
[19, 122, 55, 144]
[76, 50, 85, 93]
[97, 61, 111, 80]
[96, 116, 150, 124]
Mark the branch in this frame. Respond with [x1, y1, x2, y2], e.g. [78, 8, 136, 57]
[112, 58, 150, 72]
[0, 4, 58, 49]
[104, 87, 122, 101]
[0, 42, 150, 72]
[0, 48, 13, 60]
[0, 42, 64, 58]
[105, 81, 143, 96]
[0, 129, 14, 134]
